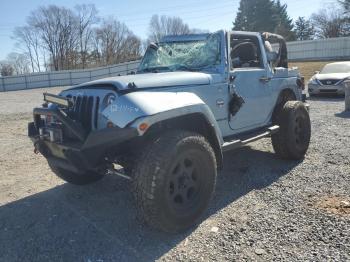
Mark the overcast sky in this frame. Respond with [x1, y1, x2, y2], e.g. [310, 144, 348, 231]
[0, 0, 333, 60]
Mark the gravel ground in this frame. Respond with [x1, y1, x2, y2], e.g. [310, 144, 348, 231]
[0, 87, 349, 262]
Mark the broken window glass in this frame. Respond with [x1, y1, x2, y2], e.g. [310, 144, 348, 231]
[138, 33, 221, 73]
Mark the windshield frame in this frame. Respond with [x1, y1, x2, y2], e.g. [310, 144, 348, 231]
[137, 31, 226, 74]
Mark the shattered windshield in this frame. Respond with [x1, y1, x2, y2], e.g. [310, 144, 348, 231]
[138, 33, 221, 73]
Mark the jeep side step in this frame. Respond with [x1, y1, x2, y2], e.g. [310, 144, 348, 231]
[222, 125, 280, 152]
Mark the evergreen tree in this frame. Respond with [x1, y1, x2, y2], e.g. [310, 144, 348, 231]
[233, 0, 296, 40]
[294, 17, 315, 40]
[273, 0, 296, 40]
[233, 0, 277, 32]
[339, 0, 350, 14]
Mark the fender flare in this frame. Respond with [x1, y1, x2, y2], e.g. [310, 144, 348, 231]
[130, 106, 224, 169]
[131, 103, 223, 139]
[103, 91, 223, 143]
[102, 91, 224, 168]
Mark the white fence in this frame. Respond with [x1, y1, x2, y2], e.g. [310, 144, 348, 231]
[287, 37, 350, 61]
[0, 60, 140, 92]
[1, 37, 350, 92]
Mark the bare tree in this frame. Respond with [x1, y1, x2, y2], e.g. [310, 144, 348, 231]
[0, 62, 14, 76]
[28, 5, 79, 71]
[118, 33, 142, 62]
[91, 30, 103, 66]
[311, 9, 349, 38]
[148, 15, 191, 42]
[75, 4, 99, 69]
[94, 17, 141, 65]
[13, 26, 42, 73]
[11, 4, 142, 71]
[6, 53, 31, 75]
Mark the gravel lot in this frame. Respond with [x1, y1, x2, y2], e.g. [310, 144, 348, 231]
[0, 87, 349, 261]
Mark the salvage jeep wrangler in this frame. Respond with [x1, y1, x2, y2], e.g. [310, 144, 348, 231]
[28, 31, 310, 233]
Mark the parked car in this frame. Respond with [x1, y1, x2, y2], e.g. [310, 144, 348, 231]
[308, 61, 350, 96]
[28, 31, 310, 233]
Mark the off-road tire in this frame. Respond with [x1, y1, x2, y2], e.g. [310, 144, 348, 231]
[132, 130, 217, 233]
[49, 163, 104, 185]
[272, 101, 311, 160]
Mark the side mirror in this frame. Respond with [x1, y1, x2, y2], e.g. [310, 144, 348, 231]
[314, 71, 320, 74]
[148, 42, 159, 51]
[266, 51, 278, 63]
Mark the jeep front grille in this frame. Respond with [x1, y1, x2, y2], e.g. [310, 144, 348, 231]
[67, 95, 100, 132]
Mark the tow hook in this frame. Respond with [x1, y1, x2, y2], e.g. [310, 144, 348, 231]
[34, 141, 47, 155]
[34, 141, 40, 154]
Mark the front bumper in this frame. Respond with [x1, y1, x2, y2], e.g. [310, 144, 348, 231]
[28, 107, 138, 173]
[308, 84, 345, 95]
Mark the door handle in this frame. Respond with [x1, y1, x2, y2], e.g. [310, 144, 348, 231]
[260, 77, 271, 83]
[216, 99, 225, 107]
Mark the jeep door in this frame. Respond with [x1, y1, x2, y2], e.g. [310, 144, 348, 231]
[227, 32, 273, 132]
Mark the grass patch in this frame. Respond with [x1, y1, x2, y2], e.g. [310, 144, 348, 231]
[289, 61, 339, 81]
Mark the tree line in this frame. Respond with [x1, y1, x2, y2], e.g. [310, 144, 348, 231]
[1, 1, 349, 76]
[10, 4, 142, 73]
[234, 0, 350, 41]
[0, 4, 199, 76]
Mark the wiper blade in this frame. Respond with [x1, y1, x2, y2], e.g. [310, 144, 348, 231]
[176, 63, 217, 72]
[138, 66, 171, 73]
[191, 64, 217, 71]
[174, 64, 196, 72]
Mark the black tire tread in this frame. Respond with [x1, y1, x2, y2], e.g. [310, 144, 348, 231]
[272, 101, 311, 160]
[132, 130, 217, 233]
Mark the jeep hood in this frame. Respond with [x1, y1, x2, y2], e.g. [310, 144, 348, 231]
[72, 71, 213, 91]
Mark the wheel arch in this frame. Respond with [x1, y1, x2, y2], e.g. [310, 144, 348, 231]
[272, 88, 297, 122]
[276, 88, 297, 105]
[143, 112, 224, 170]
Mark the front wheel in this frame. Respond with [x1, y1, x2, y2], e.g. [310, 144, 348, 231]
[272, 101, 311, 160]
[132, 131, 217, 233]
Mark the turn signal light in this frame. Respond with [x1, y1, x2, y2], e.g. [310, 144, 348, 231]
[107, 121, 114, 128]
[139, 123, 149, 131]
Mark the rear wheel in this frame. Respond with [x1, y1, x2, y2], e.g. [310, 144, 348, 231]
[272, 101, 311, 160]
[132, 130, 217, 233]
[49, 163, 104, 185]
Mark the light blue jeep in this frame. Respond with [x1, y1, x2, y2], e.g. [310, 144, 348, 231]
[28, 30, 311, 233]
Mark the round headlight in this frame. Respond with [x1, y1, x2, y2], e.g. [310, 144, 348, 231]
[309, 77, 317, 85]
[104, 93, 116, 106]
